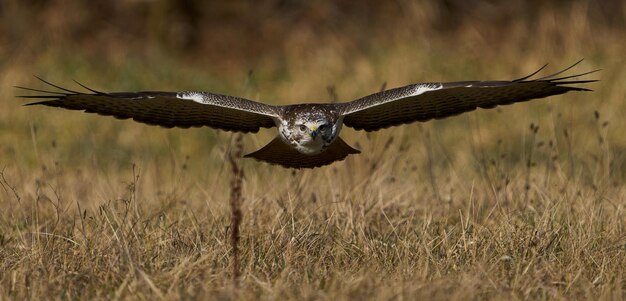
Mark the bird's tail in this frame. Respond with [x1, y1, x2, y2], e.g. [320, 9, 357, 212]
[244, 137, 360, 169]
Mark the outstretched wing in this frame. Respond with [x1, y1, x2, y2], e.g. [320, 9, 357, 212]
[17, 78, 279, 133]
[339, 61, 598, 131]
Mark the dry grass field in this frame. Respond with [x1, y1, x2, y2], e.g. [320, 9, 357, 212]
[0, 1, 625, 300]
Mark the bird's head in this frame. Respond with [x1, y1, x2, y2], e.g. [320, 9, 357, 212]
[296, 119, 333, 142]
[279, 109, 342, 155]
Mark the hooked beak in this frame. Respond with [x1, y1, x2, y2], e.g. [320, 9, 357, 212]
[309, 125, 318, 139]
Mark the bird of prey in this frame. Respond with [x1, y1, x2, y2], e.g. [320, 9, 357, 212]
[18, 61, 597, 168]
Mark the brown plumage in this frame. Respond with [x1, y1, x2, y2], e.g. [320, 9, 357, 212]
[244, 137, 360, 168]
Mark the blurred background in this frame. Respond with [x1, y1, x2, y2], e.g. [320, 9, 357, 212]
[0, 0, 624, 189]
[2, 0, 625, 68]
[3, 0, 624, 83]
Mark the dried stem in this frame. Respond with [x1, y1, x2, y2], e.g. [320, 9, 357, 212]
[228, 133, 245, 287]
[524, 123, 539, 203]
[0, 167, 21, 203]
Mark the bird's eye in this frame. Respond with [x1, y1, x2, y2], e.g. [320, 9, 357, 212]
[318, 124, 328, 131]
[299, 125, 307, 131]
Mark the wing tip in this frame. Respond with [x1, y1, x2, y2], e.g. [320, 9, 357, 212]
[514, 63, 550, 82]
[22, 101, 50, 106]
[32, 76, 81, 94]
[514, 59, 599, 84]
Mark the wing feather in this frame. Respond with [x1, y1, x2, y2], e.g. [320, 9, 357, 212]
[18, 79, 280, 133]
[340, 63, 598, 132]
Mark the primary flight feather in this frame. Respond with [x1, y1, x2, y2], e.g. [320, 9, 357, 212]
[18, 61, 597, 168]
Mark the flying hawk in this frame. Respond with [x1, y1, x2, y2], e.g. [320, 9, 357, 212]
[18, 61, 597, 168]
